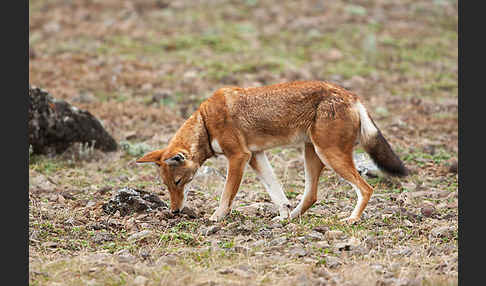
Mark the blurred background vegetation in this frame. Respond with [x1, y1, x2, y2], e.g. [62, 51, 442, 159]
[29, 0, 457, 117]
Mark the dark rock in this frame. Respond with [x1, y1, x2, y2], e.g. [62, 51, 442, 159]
[102, 188, 168, 216]
[29, 86, 117, 155]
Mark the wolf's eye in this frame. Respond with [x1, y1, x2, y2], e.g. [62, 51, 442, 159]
[175, 178, 182, 186]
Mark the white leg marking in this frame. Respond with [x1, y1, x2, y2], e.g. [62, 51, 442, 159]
[290, 155, 318, 219]
[349, 182, 363, 219]
[290, 166, 312, 218]
[251, 152, 291, 216]
[211, 139, 224, 154]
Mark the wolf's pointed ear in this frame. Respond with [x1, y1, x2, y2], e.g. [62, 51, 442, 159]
[136, 149, 164, 164]
[164, 153, 185, 167]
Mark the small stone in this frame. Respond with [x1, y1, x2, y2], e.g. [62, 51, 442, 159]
[128, 230, 152, 241]
[293, 274, 313, 286]
[133, 275, 148, 286]
[233, 269, 252, 278]
[324, 256, 342, 268]
[421, 205, 435, 217]
[218, 268, 233, 274]
[347, 237, 361, 247]
[42, 242, 58, 248]
[403, 220, 414, 227]
[268, 237, 287, 246]
[430, 226, 454, 239]
[92, 232, 114, 244]
[313, 226, 329, 234]
[252, 240, 265, 248]
[389, 247, 412, 257]
[325, 230, 344, 240]
[290, 247, 308, 257]
[57, 194, 66, 203]
[116, 249, 136, 264]
[234, 245, 250, 253]
[364, 236, 377, 249]
[233, 265, 255, 278]
[371, 264, 385, 274]
[268, 223, 283, 229]
[314, 267, 331, 278]
[307, 230, 325, 240]
[333, 242, 350, 252]
[297, 236, 307, 243]
[315, 241, 330, 249]
[447, 201, 458, 209]
[86, 200, 96, 208]
[140, 249, 151, 260]
[157, 256, 177, 266]
[389, 262, 401, 272]
[205, 225, 221, 236]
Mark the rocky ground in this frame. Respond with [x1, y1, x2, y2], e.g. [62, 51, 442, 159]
[29, 0, 458, 285]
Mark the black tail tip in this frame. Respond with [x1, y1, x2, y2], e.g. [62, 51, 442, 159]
[381, 163, 409, 178]
[365, 132, 410, 178]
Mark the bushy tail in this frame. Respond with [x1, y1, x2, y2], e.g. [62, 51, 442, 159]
[356, 101, 409, 177]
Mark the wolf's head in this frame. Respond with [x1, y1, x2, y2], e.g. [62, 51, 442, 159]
[136, 148, 199, 213]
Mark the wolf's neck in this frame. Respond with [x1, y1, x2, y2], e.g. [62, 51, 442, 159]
[171, 110, 214, 166]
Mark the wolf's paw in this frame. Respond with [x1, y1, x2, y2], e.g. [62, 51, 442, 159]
[340, 216, 360, 225]
[278, 203, 292, 219]
[271, 215, 288, 222]
[209, 209, 229, 222]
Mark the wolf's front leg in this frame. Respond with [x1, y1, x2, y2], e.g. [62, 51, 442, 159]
[249, 151, 292, 220]
[209, 153, 251, 222]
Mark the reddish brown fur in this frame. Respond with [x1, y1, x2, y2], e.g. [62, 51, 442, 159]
[136, 80, 407, 223]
